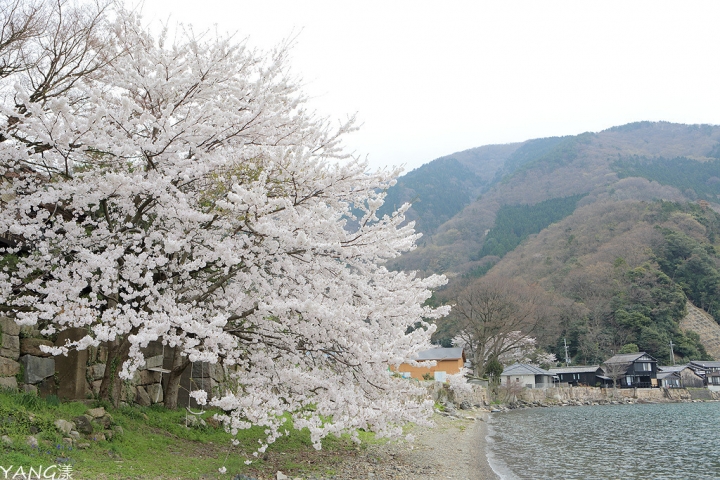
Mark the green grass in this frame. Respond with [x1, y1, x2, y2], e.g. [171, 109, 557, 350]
[0, 388, 379, 479]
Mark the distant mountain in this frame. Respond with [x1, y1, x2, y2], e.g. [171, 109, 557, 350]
[385, 122, 720, 366]
[388, 121, 720, 275]
[378, 143, 519, 236]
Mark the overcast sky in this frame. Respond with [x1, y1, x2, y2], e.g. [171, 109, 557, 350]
[140, 1, 720, 173]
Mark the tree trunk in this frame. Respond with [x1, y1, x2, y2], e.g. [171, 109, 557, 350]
[474, 360, 484, 378]
[473, 345, 487, 378]
[99, 336, 132, 407]
[163, 346, 190, 410]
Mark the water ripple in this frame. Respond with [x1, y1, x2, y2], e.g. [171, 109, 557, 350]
[486, 402, 720, 480]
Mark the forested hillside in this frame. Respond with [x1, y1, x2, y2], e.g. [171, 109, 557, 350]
[387, 122, 720, 369]
[613, 156, 720, 203]
[378, 158, 486, 235]
[474, 194, 586, 260]
[377, 143, 520, 237]
[477, 200, 720, 365]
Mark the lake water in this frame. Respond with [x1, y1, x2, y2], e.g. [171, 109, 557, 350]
[486, 402, 720, 480]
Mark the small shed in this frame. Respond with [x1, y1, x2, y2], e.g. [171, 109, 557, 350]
[549, 365, 604, 387]
[501, 363, 554, 389]
[657, 364, 704, 388]
[657, 370, 681, 388]
[396, 347, 465, 381]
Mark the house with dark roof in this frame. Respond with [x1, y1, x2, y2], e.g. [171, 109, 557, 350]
[657, 364, 704, 388]
[602, 352, 658, 388]
[501, 363, 554, 389]
[686, 361, 720, 390]
[549, 365, 605, 387]
[396, 347, 465, 381]
[688, 360, 720, 379]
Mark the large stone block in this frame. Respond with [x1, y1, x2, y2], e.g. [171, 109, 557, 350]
[138, 369, 161, 385]
[37, 376, 57, 398]
[87, 346, 98, 364]
[143, 341, 166, 359]
[143, 355, 164, 370]
[0, 375, 17, 390]
[87, 407, 106, 418]
[146, 383, 163, 404]
[190, 361, 211, 378]
[72, 415, 93, 435]
[0, 357, 20, 376]
[20, 355, 55, 384]
[91, 380, 102, 396]
[19, 325, 40, 338]
[88, 363, 106, 381]
[55, 328, 88, 400]
[135, 385, 151, 407]
[20, 338, 54, 357]
[120, 384, 136, 402]
[22, 384, 37, 395]
[210, 363, 227, 383]
[176, 363, 213, 409]
[0, 334, 19, 359]
[0, 316, 20, 336]
[97, 346, 108, 363]
[54, 419, 75, 435]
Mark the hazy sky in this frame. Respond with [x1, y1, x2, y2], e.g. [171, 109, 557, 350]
[141, 1, 720, 173]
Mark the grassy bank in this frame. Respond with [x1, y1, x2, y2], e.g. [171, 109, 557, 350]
[0, 389, 375, 479]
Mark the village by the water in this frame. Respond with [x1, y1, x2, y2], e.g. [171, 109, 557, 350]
[396, 345, 720, 408]
[4, 1, 720, 479]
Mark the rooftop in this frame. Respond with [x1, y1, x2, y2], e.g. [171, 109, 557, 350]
[415, 347, 465, 361]
[502, 363, 553, 376]
[604, 352, 656, 365]
[658, 365, 690, 373]
[689, 360, 720, 368]
[549, 366, 601, 374]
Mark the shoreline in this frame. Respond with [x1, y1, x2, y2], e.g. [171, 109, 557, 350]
[472, 411, 501, 480]
[493, 396, 720, 413]
[322, 410, 499, 479]
[473, 399, 720, 480]
[317, 398, 720, 480]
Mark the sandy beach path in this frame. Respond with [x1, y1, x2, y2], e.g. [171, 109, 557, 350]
[324, 411, 499, 479]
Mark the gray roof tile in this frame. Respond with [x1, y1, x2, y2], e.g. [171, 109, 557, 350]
[604, 352, 656, 365]
[501, 363, 553, 376]
[416, 347, 465, 361]
[549, 366, 601, 374]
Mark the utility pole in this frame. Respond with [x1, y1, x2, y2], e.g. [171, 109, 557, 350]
[564, 338, 570, 367]
[669, 339, 675, 366]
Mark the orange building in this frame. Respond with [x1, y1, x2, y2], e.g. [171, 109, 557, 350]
[396, 347, 466, 381]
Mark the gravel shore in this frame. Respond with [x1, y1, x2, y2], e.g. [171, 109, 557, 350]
[317, 410, 499, 480]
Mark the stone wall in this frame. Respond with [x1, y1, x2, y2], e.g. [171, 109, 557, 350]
[0, 316, 21, 390]
[87, 340, 223, 408]
[0, 316, 222, 408]
[5, 311, 719, 410]
[520, 385, 719, 404]
[426, 381, 489, 406]
[427, 382, 720, 410]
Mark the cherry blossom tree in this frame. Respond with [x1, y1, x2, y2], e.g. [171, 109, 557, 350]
[0, 1, 448, 451]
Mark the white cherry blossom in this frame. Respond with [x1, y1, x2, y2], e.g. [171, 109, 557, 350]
[0, 1, 448, 450]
